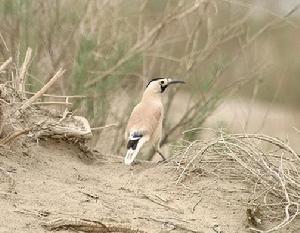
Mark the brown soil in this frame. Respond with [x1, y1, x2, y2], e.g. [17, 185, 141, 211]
[0, 138, 299, 233]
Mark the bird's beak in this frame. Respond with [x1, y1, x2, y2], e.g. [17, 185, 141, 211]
[168, 80, 185, 85]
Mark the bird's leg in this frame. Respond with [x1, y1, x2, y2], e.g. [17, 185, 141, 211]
[154, 145, 166, 162]
[153, 138, 166, 162]
[156, 149, 166, 161]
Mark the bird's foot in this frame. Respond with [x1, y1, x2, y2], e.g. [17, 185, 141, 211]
[157, 158, 167, 164]
[156, 152, 167, 164]
[127, 160, 141, 166]
[156, 150, 166, 162]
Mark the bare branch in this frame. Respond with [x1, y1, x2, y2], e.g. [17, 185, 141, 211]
[19, 68, 65, 111]
[32, 102, 72, 106]
[0, 31, 8, 51]
[25, 91, 86, 99]
[85, 1, 202, 87]
[0, 57, 12, 74]
[0, 128, 30, 145]
[16, 48, 32, 95]
[91, 123, 119, 131]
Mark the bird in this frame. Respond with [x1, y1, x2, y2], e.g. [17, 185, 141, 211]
[124, 78, 185, 165]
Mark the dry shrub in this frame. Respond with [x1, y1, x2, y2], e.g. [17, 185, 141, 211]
[172, 129, 300, 232]
[0, 57, 92, 154]
[2, 1, 299, 156]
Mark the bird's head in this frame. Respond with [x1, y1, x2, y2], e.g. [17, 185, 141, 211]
[146, 78, 185, 94]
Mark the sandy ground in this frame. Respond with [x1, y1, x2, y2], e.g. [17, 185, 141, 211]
[0, 137, 299, 233]
[0, 98, 300, 233]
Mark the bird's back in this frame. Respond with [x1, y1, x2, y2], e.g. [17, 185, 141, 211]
[124, 77, 184, 164]
[126, 100, 162, 139]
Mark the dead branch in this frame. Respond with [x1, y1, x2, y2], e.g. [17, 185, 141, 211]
[91, 123, 119, 131]
[16, 48, 32, 95]
[294, 127, 300, 134]
[19, 68, 65, 111]
[139, 193, 183, 214]
[73, 116, 92, 137]
[25, 91, 86, 99]
[42, 218, 109, 232]
[138, 216, 204, 233]
[0, 57, 12, 74]
[0, 128, 30, 145]
[0, 79, 92, 141]
[48, 122, 92, 140]
[42, 217, 145, 233]
[0, 31, 8, 51]
[85, 1, 202, 87]
[32, 102, 72, 106]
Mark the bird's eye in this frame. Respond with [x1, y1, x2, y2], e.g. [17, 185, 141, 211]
[160, 81, 165, 85]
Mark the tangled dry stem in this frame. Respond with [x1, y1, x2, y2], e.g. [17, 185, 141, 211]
[171, 129, 300, 232]
[0, 59, 93, 146]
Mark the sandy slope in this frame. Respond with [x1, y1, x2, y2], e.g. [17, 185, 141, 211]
[0, 138, 299, 233]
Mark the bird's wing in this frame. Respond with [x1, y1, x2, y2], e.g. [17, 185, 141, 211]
[126, 102, 162, 139]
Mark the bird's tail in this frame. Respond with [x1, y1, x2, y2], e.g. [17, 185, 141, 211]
[124, 132, 145, 165]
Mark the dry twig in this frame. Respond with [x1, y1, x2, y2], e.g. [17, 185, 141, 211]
[0, 128, 30, 145]
[91, 123, 119, 131]
[42, 217, 144, 233]
[16, 48, 32, 95]
[138, 216, 204, 233]
[32, 102, 72, 106]
[19, 68, 65, 111]
[139, 193, 183, 214]
[25, 91, 86, 99]
[171, 130, 300, 232]
[85, 1, 202, 87]
[0, 57, 12, 74]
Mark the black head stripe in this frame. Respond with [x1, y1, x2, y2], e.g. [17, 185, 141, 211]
[161, 85, 167, 93]
[146, 78, 164, 87]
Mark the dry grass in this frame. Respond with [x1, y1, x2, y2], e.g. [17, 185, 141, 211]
[171, 129, 300, 232]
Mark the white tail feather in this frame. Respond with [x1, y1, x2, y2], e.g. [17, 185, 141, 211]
[124, 138, 146, 165]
